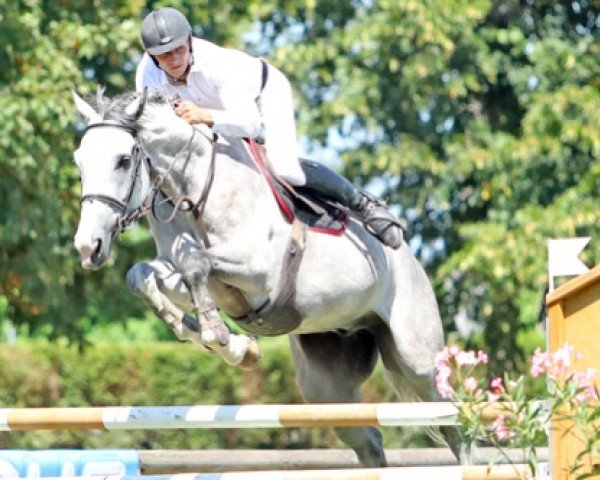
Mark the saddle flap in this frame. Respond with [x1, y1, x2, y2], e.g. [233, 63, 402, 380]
[245, 139, 347, 236]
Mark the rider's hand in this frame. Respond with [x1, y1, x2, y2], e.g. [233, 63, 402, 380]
[175, 101, 214, 127]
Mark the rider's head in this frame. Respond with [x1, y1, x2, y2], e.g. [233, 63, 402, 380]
[141, 7, 192, 79]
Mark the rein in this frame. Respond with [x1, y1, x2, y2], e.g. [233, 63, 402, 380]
[80, 120, 218, 247]
[149, 126, 217, 248]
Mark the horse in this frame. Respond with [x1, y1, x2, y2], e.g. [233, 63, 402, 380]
[71, 89, 466, 466]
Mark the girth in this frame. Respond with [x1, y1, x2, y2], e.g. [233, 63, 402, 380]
[228, 218, 306, 336]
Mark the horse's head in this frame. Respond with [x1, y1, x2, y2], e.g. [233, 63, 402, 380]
[71, 90, 148, 269]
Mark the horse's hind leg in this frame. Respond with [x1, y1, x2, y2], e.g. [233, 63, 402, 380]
[126, 258, 259, 368]
[289, 330, 386, 467]
[375, 303, 469, 464]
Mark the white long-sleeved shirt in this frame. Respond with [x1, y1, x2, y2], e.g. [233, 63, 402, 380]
[135, 37, 264, 139]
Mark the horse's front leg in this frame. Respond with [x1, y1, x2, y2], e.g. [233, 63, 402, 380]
[180, 253, 230, 347]
[126, 257, 259, 368]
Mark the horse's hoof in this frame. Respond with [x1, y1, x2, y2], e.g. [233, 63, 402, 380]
[238, 337, 260, 370]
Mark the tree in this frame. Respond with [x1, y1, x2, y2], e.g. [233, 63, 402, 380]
[0, 0, 272, 341]
[1, 1, 598, 373]
[0, 0, 149, 340]
[249, 0, 600, 369]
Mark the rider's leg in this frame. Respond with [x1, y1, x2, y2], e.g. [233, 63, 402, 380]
[259, 64, 306, 186]
[300, 160, 404, 249]
[257, 62, 403, 249]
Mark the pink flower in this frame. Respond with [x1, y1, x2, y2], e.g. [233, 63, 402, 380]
[531, 348, 553, 378]
[436, 376, 454, 399]
[490, 377, 504, 392]
[573, 390, 596, 405]
[492, 415, 514, 441]
[552, 343, 574, 373]
[531, 344, 582, 380]
[435, 363, 454, 399]
[477, 350, 489, 364]
[435, 350, 450, 369]
[448, 345, 460, 356]
[571, 369, 598, 405]
[573, 368, 597, 387]
[464, 377, 478, 393]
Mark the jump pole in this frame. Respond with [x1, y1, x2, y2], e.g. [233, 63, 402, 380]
[0, 402, 464, 431]
[138, 447, 549, 473]
[0, 401, 520, 432]
[23, 464, 546, 480]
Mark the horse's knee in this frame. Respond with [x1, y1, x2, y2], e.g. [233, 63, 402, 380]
[126, 262, 154, 297]
[182, 253, 212, 280]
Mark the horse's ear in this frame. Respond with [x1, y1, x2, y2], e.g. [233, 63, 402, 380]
[125, 87, 148, 119]
[72, 90, 101, 124]
[95, 85, 106, 108]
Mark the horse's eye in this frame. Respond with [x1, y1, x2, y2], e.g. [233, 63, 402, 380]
[116, 154, 132, 170]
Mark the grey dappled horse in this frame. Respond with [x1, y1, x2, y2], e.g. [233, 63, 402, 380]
[72, 90, 466, 466]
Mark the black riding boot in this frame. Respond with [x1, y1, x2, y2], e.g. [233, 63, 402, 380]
[300, 160, 404, 249]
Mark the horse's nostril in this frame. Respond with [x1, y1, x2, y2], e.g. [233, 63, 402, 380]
[91, 239, 102, 263]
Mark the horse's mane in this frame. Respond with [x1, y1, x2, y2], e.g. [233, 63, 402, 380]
[86, 88, 169, 132]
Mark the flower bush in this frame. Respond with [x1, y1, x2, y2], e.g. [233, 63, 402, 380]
[435, 343, 600, 479]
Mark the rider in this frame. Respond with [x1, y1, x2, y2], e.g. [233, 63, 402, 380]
[135, 7, 404, 249]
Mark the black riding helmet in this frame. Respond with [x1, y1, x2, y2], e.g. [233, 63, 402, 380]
[141, 7, 192, 55]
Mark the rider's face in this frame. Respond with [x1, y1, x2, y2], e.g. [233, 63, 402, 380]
[154, 44, 190, 80]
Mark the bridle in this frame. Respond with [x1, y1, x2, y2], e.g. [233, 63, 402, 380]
[79, 121, 148, 233]
[79, 119, 217, 247]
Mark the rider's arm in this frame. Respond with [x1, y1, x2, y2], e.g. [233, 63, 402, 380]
[175, 91, 262, 139]
[198, 50, 264, 138]
[207, 82, 263, 139]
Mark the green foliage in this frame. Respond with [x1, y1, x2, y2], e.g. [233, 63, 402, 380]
[0, 0, 153, 342]
[259, 0, 600, 371]
[0, 1, 599, 376]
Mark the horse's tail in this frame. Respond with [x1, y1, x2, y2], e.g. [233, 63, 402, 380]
[382, 368, 447, 446]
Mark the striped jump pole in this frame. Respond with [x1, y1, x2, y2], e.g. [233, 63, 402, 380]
[0, 402, 469, 431]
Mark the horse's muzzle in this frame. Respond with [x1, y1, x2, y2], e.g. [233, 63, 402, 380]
[75, 238, 105, 270]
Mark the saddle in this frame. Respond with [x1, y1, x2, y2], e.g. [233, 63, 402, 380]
[245, 139, 348, 235]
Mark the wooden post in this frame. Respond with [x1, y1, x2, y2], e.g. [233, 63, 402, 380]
[546, 265, 600, 480]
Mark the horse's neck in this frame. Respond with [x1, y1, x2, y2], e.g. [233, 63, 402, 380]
[138, 116, 272, 237]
